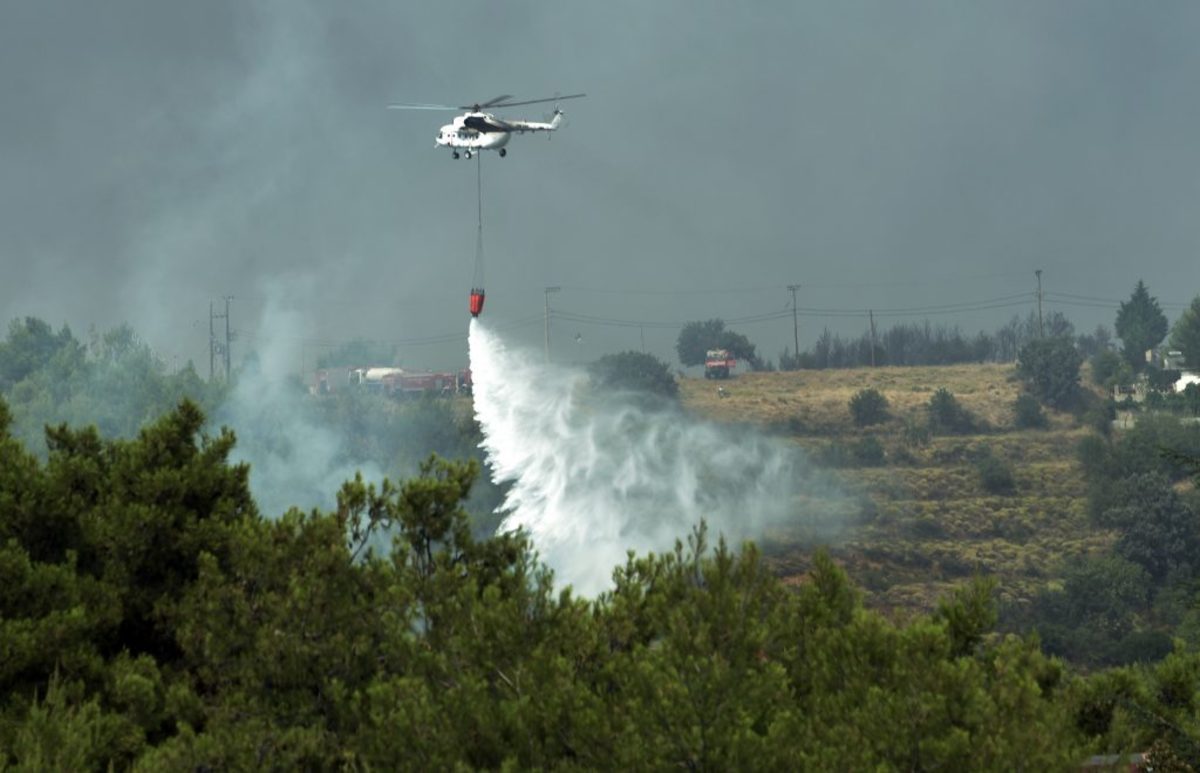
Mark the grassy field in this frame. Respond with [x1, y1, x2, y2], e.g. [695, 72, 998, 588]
[679, 364, 1108, 618]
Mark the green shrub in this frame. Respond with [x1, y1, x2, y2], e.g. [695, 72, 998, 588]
[975, 449, 1016, 495]
[849, 388, 889, 427]
[815, 441, 852, 468]
[890, 445, 918, 465]
[927, 388, 975, 435]
[1184, 383, 1200, 416]
[902, 418, 931, 447]
[1013, 394, 1048, 429]
[1081, 399, 1116, 437]
[817, 437, 886, 467]
[1146, 384, 1200, 417]
[851, 435, 886, 466]
[1017, 336, 1083, 409]
[907, 515, 947, 539]
[1102, 473, 1200, 581]
[1111, 630, 1174, 666]
[1146, 367, 1181, 393]
[588, 350, 678, 400]
[1089, 349, 1127, 387]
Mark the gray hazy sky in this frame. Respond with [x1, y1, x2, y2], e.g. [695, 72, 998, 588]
[3, 1, 1199, 371]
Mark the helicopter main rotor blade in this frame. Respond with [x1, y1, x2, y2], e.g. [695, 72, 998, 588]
[387, 103, 459, 111]
[476, 94, 514, 108]
[487, 93, 586, 109]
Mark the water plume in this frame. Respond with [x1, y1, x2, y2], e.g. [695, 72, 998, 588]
[469, 319, 811, 595]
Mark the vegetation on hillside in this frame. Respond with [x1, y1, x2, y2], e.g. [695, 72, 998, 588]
[4, 397, 1200, 768]
[678, 321, 1200, 676]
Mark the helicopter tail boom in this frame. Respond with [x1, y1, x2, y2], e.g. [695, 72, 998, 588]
[507, 110, 564, 134]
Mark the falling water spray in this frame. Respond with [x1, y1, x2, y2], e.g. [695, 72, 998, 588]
[468, 319, 812, 595]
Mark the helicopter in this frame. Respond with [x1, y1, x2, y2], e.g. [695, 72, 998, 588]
[387, 93, 585, 158]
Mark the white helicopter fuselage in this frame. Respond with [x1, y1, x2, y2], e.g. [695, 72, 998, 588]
[435, 111, 563, 156]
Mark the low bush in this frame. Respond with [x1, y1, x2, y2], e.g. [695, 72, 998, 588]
[852, 435, 886, 466]
[1013, 394, 1048, 429]
[849, 388, 890, 427]
[975, 449, 1016, 495]
[927, 388, 976, 435]
[907, 515, 947, 539]
[903, 418, 931, 447]
[817, 437, 886, 467]
[588, 350, 678, 401]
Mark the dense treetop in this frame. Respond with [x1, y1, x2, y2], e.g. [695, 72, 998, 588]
[1170, 295, 1200, 369]
[1115, 280, 1169, 370]
[676, 319, 762, 370]
[588, 350, 679, 401]
[1017, 335, 1083, 410]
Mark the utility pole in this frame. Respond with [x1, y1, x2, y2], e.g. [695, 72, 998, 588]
[869, 310, 877, 367]
[209, 296, 234, 382]
[1035, 269, 1044, 338]
[787, 284, 801, 369]
[544, 286, 560, 363]
[209, 301, 216, 381]
[224, 295, 234, 380]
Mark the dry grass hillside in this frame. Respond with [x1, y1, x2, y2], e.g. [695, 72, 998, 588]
[679, 364, 1107, 619]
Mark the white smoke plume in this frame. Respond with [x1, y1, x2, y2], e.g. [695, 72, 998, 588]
[216, 279, 384, 517]
[469, 319, 814, 596]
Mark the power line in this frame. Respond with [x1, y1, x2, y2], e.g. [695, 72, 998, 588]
[787, 284, 800, 365]
[1046, 291, 1124, 304]
[237, 314, 543, 350]
[550, 296, 1035, 332]
[229, 281, 1193, 363]
[556, 270, 1033, 295]
[1045, 291, 1191, 310]
[1035, 269, 1044, 338]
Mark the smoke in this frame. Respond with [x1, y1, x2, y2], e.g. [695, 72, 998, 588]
[469, 319, 822, 596]
[215, 278, 384, 517]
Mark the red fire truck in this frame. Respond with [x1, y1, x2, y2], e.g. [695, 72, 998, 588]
[704, 349, 736, 379]
[312, 367, 472, 397]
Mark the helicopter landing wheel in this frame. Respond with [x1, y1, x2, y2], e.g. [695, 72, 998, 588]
[451, 151, 460, 159]
[464, 151, 473, 159]
[499, 148, 507, 158]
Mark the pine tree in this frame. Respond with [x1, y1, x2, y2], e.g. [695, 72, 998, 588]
[1169, 295, 1200, 369]
[1115, 280, 1168, 370]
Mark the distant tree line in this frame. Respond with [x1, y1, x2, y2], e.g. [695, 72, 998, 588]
[678, 280, 1200, 377]
[774, 311, 1099, 370]
[0, 317, 225, 454]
